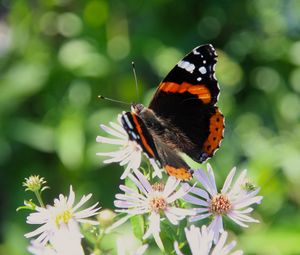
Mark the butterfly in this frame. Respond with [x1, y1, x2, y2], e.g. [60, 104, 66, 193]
[121, 44, 224, 180]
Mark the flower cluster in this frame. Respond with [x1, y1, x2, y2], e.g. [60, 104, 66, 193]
[21, 113, 263, 254]
[95, 116, 263, 253]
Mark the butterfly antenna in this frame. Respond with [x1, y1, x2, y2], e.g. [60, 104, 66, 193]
[98, 95, 130, 106]
[132, 61, 139, 102]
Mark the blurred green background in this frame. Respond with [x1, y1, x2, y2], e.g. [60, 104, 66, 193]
[0, 0, 300, 254]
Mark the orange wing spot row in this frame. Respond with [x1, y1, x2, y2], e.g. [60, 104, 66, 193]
[165, 165, 192, 181]
[203, 109, 224, 156]
[131, 113, 155, 157]
[159, 82, 211, 104]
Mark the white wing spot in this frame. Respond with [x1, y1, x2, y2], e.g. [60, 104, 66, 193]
[193, 48, 200, 55]
[199, 66, 207, 74]
[203, 60, 207, 64]
[197, 77, 202, 81]
[178, 60, 195, 73]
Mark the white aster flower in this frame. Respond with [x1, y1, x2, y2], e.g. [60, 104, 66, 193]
[182, 164, 263, 242]
[174, 225, 243, 255]
[96, 114, 162, 179]
[25, 185, 100, 247]
[28, 226, 85, 255]
[107, 169, 195, 251]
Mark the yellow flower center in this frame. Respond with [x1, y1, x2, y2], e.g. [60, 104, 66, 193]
[55, 210, 72, 226]
[209, 194, 232, 215]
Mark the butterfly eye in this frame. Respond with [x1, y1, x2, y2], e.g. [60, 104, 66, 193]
[132, 103, 144, 114]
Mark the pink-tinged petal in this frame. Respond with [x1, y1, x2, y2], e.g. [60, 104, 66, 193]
[118, 186, 146, 200]
[134, 169, 153, 193]
[115, 208, 149, 215]
[209, 216, 223, 243]
[233, 196, 262, 209]
[227, 213, 249, 228]
[164, 177, 180, 198]
[221, 167, 236, 194]
[212, 230, 228, 253]
[195, 207, 209, 213]
[153, 231, 164, 252]
[165, 207, 194, 225]
[228, 211, 259, 223]
[227, 170, 247, 197]
[233, 188, 261, 204]
[143, 212, 160, 240]
[236, 207, 254, 214]
[115, 193, 145, 204]
[194, 169, 217, 196]
[189, 212, 212, 222]
[183, 194, 209, 207]
[114, 200, 138, 208]
[167, 187, 187, 203]
[184, 226, 199, 254]
[183, 184, 210, 200]
[128, 172, 151, 196]
[207, 164, 218, 195]
[165, 210, 182, 225]
[167, 207, 196, 217]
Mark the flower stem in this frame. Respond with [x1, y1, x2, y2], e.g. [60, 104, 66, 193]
[34, 190, 45, 208]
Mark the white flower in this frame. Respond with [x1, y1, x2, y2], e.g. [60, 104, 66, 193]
[28, 226, 85, 255]
[182, 164, 263, 242]
[107, 169, 195, 251]
[25, 185, 100, 246]
[174, 225, 243, 255]
[96, 115, 162, 179]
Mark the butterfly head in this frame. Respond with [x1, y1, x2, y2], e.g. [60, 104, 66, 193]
[131, 103, 145, 114]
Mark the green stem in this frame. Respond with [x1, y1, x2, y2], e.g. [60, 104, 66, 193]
[34, 190, 45, 208]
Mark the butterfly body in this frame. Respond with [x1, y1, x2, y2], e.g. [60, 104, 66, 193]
[121, 44, 224, 180]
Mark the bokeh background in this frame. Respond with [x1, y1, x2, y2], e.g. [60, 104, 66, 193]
[0, 0, 300, 254]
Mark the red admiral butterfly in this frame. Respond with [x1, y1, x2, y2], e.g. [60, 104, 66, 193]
[121, 44, 224, 180]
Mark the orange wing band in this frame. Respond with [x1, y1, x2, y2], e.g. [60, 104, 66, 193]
[159, 82, 211, 104]
[165, 165, 192, 180]
[131, 113, 155, 157]
[203, 109, 224, 156]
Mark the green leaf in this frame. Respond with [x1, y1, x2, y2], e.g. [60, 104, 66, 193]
[125, 177, 138, 191]
[130, 214, 144, 240]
